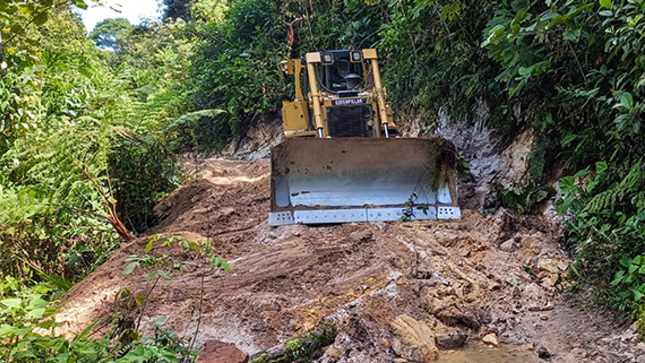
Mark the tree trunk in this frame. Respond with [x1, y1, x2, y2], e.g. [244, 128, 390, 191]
[108, 211, 135, 242]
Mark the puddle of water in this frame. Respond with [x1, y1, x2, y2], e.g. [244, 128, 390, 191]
[436, 342, 539, 363]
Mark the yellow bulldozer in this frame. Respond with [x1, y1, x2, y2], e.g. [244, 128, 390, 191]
[269, 49, 461, 226]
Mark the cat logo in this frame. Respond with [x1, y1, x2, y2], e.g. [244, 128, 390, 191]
[331, 98, 366, 106]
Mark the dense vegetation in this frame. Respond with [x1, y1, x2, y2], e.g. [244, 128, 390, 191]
[0, 0, 203, 360]
[1, 0, 645, 360]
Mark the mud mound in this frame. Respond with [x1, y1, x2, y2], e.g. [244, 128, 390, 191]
[58, 158, 645, 363]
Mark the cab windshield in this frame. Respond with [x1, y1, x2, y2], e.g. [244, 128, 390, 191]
[315, 51, 366, 93]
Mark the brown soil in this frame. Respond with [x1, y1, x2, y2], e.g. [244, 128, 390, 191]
[58, 158, 645, 363]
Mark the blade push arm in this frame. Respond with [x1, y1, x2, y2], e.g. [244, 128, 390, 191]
[363, 49, 389, 138]
[305, 52, 325, 138]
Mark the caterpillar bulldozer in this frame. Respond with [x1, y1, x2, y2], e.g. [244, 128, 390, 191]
[268, 49, 461, 226]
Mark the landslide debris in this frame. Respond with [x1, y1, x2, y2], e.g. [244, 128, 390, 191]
[57, 158, 645, 363]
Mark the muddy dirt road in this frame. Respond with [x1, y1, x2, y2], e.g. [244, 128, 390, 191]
[58, 158, 645, 362]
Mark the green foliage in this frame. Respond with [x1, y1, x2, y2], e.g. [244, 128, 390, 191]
[0, 0, 92, 72]
[109, 126, 181, 234]
[169, 109, 232, 153]
[273, 322, 337, 362]
[164, 0, 194, 21]
[189, 0, 289, 148]
[498, 182, 556, 215]
[250, 354, 270, 363]
[0, 279, 107, 362]
[611, 256, 645, 311]
[456, 151, 472, 181]
[476, 0, 645, 312]
[378, 0, 504, 124]
[1, 7, 120, 279]
[90, 18, 134, 51]
[124, 234, 231, 280]
[0, 234, 230, 362]
[0, 4, 185, 279]
[191, 0, 228, 22]
[0, 278, 196, 362]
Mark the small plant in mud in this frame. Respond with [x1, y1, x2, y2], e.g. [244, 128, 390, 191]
[116, 234, 231, 360]
[401, 192, 431, 222]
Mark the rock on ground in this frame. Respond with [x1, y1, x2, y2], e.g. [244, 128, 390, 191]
[436, 333, 467, 349]
[197, 340, 248, 363]
[482, 333, 500, 348]
[390, 314, 439, 362]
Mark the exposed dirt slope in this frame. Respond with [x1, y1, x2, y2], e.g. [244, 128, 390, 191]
[58, 158, 644, 363]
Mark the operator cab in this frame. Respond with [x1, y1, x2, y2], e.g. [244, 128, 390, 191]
[317, 50, 367, 98]
[280, 48, 397, 138]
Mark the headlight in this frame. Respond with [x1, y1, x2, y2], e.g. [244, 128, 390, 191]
[322, 52, 334, 65]
[350, 50, 362, 63]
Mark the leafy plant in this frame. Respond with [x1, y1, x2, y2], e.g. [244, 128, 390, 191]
[0, 279, 110, 362]
[611, 256, 645, 311]
[456, 151, 472, 181]
[501, 182, 556, 215]
[118, 234, 230, 359]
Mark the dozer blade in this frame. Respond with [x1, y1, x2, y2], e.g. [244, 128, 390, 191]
[269, 138, 461, 226]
